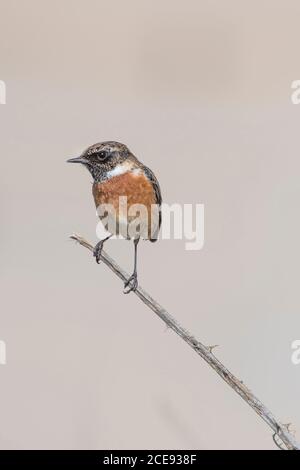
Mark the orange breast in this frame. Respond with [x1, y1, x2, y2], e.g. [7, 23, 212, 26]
[92, 172, 158, 239]
[93, 172, 156, 207]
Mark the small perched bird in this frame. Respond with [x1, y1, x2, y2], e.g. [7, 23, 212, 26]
[67, 141, 162, 293]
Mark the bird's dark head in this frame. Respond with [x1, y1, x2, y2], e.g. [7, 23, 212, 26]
[67, 141, 137, 182]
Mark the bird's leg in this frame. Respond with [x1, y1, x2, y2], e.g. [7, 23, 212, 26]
[124, 238, 139, 294]
[93, 235, 112, 264]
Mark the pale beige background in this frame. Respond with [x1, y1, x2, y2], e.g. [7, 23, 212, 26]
[0, 0, 300, 450]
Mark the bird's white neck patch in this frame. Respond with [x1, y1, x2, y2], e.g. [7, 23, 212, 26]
[106, 162, 141, 180]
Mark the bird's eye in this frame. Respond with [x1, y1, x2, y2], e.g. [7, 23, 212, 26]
[98, 150, 107, 160]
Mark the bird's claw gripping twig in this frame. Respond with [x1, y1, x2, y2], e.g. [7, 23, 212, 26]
[93, 240, 104, 264]
[123, 272, 138, 294]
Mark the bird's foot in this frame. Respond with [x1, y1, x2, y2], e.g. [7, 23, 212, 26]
[93, 240, 104, 264]
[123, 272, 138, 294]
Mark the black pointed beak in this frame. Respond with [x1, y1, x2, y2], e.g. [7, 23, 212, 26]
[67, 156, 88, 164]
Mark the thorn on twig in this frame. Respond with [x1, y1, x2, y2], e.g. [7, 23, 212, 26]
[283, 423, 295, 435]
[207, 344, 219, 353]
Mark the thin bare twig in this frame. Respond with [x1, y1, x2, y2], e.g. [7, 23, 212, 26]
[70, 233, 300, 450]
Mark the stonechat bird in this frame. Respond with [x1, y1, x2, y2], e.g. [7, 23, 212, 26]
[67, 141, 162, 293]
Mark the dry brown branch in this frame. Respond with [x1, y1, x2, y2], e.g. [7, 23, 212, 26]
[70, 233, 300, 450]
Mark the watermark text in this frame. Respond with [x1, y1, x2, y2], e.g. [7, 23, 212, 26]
[0, 80, 6, 104]
[95, 198, 204, 251]
[0, 340, 6, 365]
[291, 340, 300, 365]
